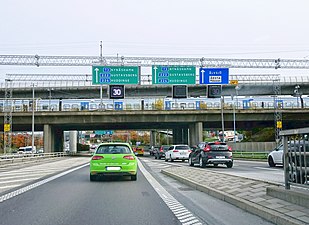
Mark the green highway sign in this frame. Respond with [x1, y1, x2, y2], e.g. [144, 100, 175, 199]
[152, 66, 196, 84]
[92, 66, 139, 85]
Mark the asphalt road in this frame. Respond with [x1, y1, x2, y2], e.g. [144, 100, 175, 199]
[0, 165, 180, 225]
[0, 157, 276, 225]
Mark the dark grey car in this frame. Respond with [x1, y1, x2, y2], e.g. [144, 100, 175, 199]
[188, 142, 233, 168]
[154, 145, 170, 159]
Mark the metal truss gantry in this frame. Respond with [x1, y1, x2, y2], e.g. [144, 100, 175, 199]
[1, 55, 309, 68]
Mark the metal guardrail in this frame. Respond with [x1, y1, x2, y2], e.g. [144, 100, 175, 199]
[280, 128, 309, 189]
[0, 152, 68, 166]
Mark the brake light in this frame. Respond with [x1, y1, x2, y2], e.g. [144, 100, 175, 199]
[92, 156, 103, 160]
[123, 155, 135, 160]
[160, 149, 164, 152]
[203, 146, 211, 152]
[173, 150, 179, 152]
[228, 146, 232, 152]
[188, 150, 192, 153]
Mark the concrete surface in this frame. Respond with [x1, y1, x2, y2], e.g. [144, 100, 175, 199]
[162, 166, 309, 225]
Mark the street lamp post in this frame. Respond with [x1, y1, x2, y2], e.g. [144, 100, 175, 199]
[31, 84, 35, 152]
[294, 85, 300, 108]
[234, 86, 241, 143]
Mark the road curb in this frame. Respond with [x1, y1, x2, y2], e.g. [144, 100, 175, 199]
[162, 170, 306, 225]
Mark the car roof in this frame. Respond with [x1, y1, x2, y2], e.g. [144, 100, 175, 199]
[98, 142, 131, 147]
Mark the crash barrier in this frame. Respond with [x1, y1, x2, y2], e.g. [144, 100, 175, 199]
[228, 142, 276, 152]
[0, 152, 68, 166]
[280, 128, 309, 189]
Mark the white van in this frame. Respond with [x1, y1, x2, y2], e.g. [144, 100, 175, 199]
[18, 146, 36, 154]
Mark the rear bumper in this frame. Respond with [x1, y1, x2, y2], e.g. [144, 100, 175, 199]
[90, 171, 136, 176]
[206, 158, 233, 164]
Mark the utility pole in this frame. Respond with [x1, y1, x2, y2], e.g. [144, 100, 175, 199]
[4, 79, 12, 154]
[100, 41, 103, 111]
[31, 83, 35, 152]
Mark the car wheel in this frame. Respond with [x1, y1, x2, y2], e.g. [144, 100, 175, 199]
[170, 155, 174, 162]
[154, 155, 157, 159]
[131, 174, 137, 181]
[90, 174, 97, 182]
[158, 156, 161, 159]
[199, 157, 206, 168]
[226, 161, 233, 168]
[165, 158, 168, 162]
[188, 157, 194, 167]
[268, 157, 276, 167]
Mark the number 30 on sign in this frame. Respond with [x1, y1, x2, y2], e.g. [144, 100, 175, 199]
[109, 85, 125, 99]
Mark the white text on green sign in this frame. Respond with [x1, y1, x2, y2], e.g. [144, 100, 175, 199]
[92, 66, 139, 85]
[152, 66, 196, 84]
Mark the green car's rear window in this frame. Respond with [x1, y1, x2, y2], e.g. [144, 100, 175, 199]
[96, 145, 131, 154]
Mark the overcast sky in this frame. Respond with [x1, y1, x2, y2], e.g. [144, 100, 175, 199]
[0, 0, 309, 81]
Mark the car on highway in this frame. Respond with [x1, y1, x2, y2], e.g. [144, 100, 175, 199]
[90, 142, 138, 181]
[188, 141, 233, 168]
[267, 144, 284, 167]
[154, 145, 170, 159]
[134, 146, 144, 156]
[164, 145, 191, 162]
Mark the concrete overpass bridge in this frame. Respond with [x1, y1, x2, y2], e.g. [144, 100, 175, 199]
[2, 109, 309, 152]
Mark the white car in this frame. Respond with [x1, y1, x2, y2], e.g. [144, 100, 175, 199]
[267, 144, 283, 167]
[165, 145, 191, 162]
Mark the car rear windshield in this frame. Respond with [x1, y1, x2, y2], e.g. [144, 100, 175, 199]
[208, 143, 228, 150]
[96, 145, 131, 154]
[175, 145, 190, 150]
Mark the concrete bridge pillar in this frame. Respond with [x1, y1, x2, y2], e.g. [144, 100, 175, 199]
[43, 125, 64, 152]
[44, 124, 52, 153]
[69, 131, 78, 153]
[173, 128, 188, 145]
[150, 130, 156, 147]
[53, 127, 64, 152]
[189, 122, 203, 146]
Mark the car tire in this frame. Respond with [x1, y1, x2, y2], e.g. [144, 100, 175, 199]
[170, 155, 174, 162]
[199, 157, 206, 168]
[90, 174, 97, 182]
[165, 158, 168, 162]
[131, 174, 137, 181]
[226, 161, 233, 168]
[268, 157, 276, 167]
[188, 157, 194, 167]
[154, 155, 157, 159]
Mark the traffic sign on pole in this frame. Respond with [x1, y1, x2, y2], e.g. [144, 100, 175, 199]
[152, 66, 196, 84]
[92, 66, 139, 85]
[199, 68, 229, 84]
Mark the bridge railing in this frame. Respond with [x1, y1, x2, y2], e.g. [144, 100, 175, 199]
[280, 128, 309, 189]
[0, 152, 68, 166]
[2, 75, 309, 88]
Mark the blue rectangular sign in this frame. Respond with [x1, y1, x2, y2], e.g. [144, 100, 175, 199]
[199, 68, 229, 84]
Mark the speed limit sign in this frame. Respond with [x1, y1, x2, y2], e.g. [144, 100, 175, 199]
[109, 85, 125, 99]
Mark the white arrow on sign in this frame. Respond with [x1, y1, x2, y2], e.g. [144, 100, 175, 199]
[95, 68, 99, 83]
[153, 66, 158, 84]
[201, 69, 205, 84]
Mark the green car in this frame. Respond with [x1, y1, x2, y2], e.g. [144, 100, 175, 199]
[90, 142, 138, 181]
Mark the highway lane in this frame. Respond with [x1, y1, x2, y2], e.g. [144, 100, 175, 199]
[0, 157, 275, 225]
[147, 156, 284, 184]
[0, 164, 181, 225]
